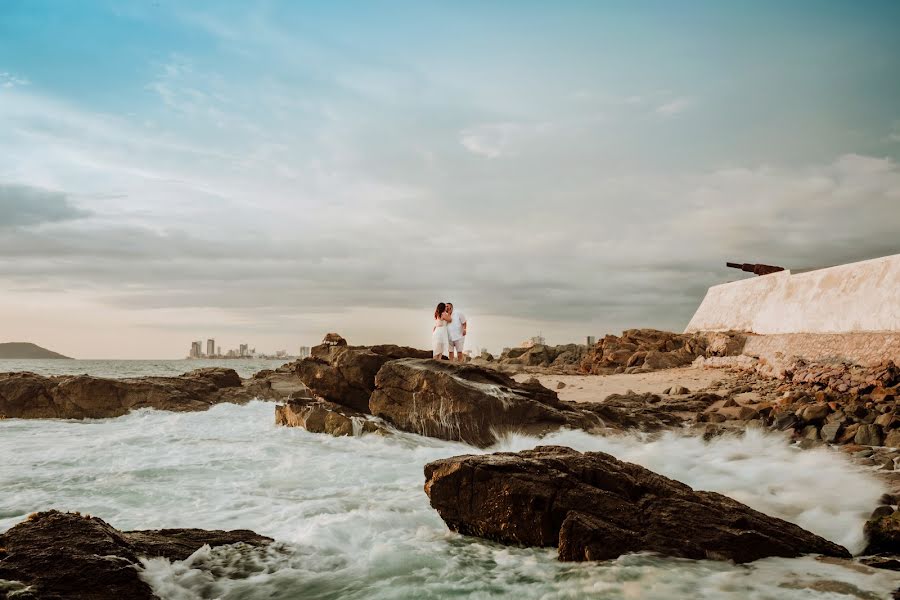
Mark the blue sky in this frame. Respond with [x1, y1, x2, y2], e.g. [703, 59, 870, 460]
[1, 1, 899, 357]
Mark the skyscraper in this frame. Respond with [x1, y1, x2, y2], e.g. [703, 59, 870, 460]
[586, 336, 596, 346]
[298, 346, 311, 359]
[239, 343, 248, 357]
[207, 339, 215, 357]
[189, 341, 202, 358]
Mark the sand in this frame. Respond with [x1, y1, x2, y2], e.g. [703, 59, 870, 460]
[514, 367, 737, 404]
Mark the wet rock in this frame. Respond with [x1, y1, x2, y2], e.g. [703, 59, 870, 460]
[291, 342, 431, 413]
[275, 397, 387, 436]
[424, 446, 849, 563]
[0, 368, 260, 419]
[370, 359, 607, 447]
[863, 509, 900, 555]
[0, 510, 271, 600]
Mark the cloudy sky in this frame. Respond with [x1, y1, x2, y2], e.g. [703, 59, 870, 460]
[1, 1, 899, 358]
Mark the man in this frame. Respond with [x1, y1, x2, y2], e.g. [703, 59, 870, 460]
[446, 302, 467, 362]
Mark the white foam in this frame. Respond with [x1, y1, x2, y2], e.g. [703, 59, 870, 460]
[0, 402, 893, 599]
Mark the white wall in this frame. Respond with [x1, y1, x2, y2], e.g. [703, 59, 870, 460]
[685, 254, 900, 334]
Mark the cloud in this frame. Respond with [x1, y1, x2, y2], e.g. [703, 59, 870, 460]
[0, 72, 30, 89]
[654, 96, 693, 117]
[459, 122, 554, 158]
[0, 183, 91, 228]
[887, 121, 900, 143]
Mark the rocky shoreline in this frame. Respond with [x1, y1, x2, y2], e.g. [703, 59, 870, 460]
[2, 329, 899, 597]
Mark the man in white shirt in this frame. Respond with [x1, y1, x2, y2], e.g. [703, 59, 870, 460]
[446, 302, 467, 362]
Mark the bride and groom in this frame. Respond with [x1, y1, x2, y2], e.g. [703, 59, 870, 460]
[432, 302, 467, 361]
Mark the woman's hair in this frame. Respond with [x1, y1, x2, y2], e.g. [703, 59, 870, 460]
[434, 302, 446, 319]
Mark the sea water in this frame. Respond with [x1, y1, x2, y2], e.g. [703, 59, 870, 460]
[0, 358, 289, 379]
[1, 364, 897, 599]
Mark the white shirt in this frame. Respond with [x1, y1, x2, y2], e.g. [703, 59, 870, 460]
[448, 311, 466, 341]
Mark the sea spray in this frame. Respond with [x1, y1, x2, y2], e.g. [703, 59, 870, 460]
[494, 428, 885, 553]
[1, 401, 894, 599]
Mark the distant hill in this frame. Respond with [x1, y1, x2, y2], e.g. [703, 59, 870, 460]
[0, 342, 72, 359]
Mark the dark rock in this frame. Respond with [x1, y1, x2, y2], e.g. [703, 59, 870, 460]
[275, 397, 387, 436]
[0, 510, 271, 600]
[369, 359, 612, 447]
[0, 368, 261, 420]
[424, 446, 849, 563]
[863, 509, 900, 555]
[291, 344, 430, 413]
[859, 554, 900, 571]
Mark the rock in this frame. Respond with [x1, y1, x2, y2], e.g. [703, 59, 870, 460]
[859, 554, 900, 571]
[718, 405, 759, 421]
[886, 430, 900, 448]
[797, 403, 830, 422]
[291, 344, 431, 413]
[863, 509, 900, 555]
[855, 424, 885, 447]
[871, 506, 896, 520]
[800, 425, 820, 440]
[838, 423, 861, 444]
[275, 397, 386, 436]
[664, 385, 690, 395]
[820, 422, 843, 443]
[556, 381, 566, 389]
[423, 446, 849, 563]
[322, 332, 348, 346]
[580, 329, 742, 375]
[0, 510, 271, 600]
[370, 359, 615, 446]
[0, 368, 261, 420]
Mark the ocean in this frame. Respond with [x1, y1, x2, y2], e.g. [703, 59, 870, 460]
[0, 361, 896, 599]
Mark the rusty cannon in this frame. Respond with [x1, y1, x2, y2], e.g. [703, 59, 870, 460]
[726, 262, 785, 276]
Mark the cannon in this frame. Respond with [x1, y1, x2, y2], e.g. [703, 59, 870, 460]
[726, 262, 785, 276]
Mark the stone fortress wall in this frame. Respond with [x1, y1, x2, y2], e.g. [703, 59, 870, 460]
[685, 254, 900, 366]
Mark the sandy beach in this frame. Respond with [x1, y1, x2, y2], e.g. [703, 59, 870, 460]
[514, 366, 736, 403]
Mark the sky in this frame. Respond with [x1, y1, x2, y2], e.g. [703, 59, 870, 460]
[1, 0, 900, 359]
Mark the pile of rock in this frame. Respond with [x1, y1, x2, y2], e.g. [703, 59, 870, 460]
[0, 510, 271, 599]
[492, 343, 588, 373]
[424, 446, 850, 563]
[696, 360, 900, 451]
[579, 329, 745, 375]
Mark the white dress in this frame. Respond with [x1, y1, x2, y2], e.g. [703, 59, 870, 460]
[432, 317, 450, 356]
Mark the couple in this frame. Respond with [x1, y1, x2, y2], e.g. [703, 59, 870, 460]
[432, 302, 467, 361]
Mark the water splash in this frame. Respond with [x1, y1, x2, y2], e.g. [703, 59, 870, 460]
[0, 402, 892, 599]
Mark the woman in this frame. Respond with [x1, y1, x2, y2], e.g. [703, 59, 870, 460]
[432, 302, 452, 359]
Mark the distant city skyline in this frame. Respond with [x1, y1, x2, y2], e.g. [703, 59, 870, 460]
[2, 1, 899, 358]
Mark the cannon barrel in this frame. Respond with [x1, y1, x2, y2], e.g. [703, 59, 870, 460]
[726, 262, 785, 276]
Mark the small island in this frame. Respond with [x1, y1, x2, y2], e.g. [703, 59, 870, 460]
[0, 342, 72, 359]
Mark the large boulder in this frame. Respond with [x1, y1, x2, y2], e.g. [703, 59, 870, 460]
[369, 359, 606, 447]
[291, 344, 431, 413]
[0, 510, 271, 600]
[0, 368, 262, 419]
[424, 446, 849, 563]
